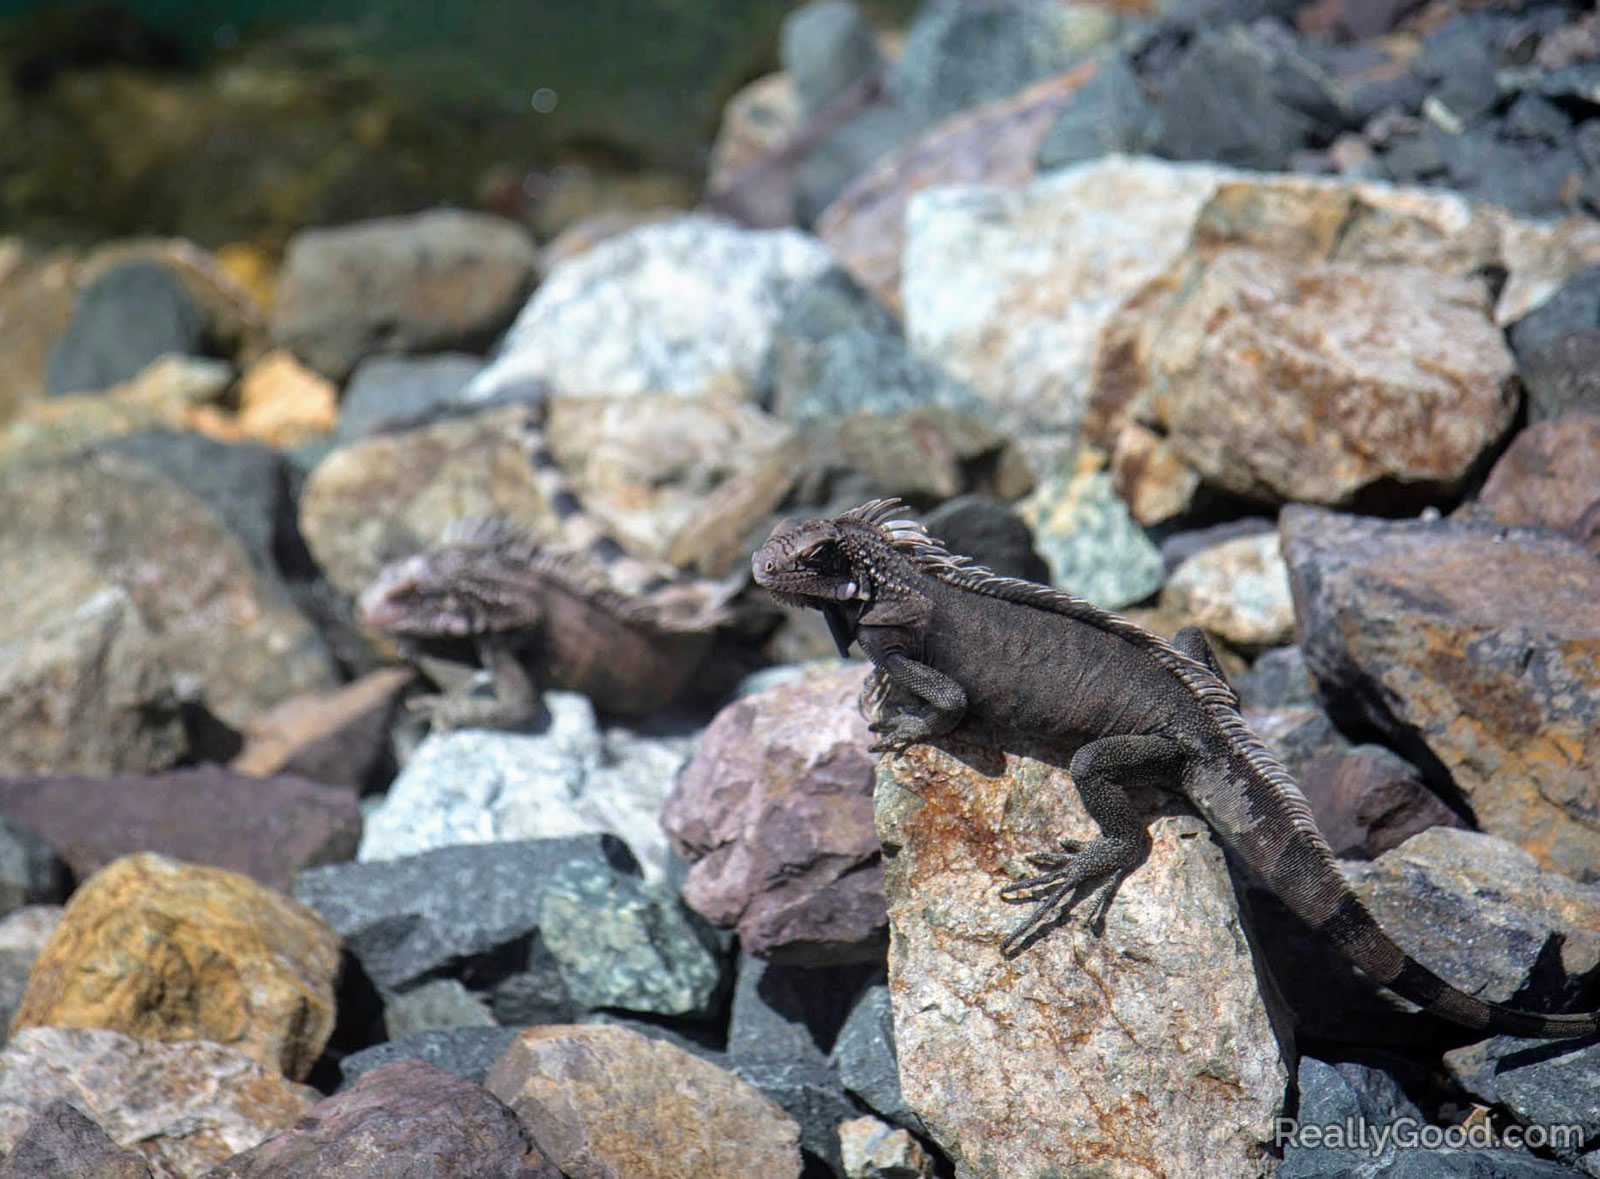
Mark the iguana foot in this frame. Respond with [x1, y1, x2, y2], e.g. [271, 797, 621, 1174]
[996, 836, 1139, 956]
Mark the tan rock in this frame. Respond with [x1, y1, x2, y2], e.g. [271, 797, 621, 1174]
[298, 403, 549, 597]
[1161, 532, 1295, 652]
[877, 727, 1287, 1177]
[11, 853, 340, 1081]
[1109, 422, 1202, 526]
[235, 349, 338, 446]
[485, 1023, 803, 1179]
[838, 1115, 935, 1179]
[0, 1027, 316, 1179]
[707, 72, 803, 192]
[0, 452, 336, 730]
[230, 666, 413, 789]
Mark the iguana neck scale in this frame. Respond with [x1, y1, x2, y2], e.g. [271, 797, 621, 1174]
[751, 498, 1600, 1040]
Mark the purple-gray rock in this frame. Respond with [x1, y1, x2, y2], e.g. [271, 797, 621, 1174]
[1298, 745, 1462, 860]
[0, 767, 360, 894]
[206, 1060, 559, 1178]
[338, 1028, 521, 1090]
[0, 1099, 151, 1179]
[1461, 412, 1600, 551]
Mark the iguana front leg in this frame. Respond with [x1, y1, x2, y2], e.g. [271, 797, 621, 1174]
[999, 733, 1186, 956]
[410, 639, 544, 731]
[855, 627, 967, 754]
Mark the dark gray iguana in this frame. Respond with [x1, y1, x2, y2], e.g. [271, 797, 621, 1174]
[750, 498, 1600, 1040]
[357, 408, 739, 727]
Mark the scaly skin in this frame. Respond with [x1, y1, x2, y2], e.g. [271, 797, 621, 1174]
[752, 498, 1600, 1040]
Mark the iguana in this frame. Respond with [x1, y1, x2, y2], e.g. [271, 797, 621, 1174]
[751, 498, 1600, 1040]
[357, 408, 738, 726]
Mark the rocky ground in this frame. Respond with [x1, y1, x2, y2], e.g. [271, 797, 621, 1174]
[0, 0, 1598, 1176]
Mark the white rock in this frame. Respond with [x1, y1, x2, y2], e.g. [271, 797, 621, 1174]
[470, 214, 835, 400]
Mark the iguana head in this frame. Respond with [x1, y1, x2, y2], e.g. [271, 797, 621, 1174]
[358, 536, 546, 638]
[751, 517, 864, 610]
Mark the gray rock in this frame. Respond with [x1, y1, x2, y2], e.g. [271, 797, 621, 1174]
[383, 979, 497, 1039]
[1415, 14, 1502, 126]
[728, 953, 880, 1069]
[1151, 24, 1349, 171]
[538, 858, 725, 1019]
[337, 1027, 522, 1089]
[1245, 706, 1352, 783]
[1502, 93, 1573, 144]
[888, 0, 1111, 125]
[1432, 127, 1585, 218]
[729, 1054, 859, 1177]
[1508, 264, 1600, 358]
[0, 1099, 151, 1179]
[294, 835, 638, 996]
[272, 210, 536, 382]
[831, 985, 925, 1135]
[1159, 517, 1276, 573]
[1235, 646, 1318, 711]
[487, 937, 579, 1027]
[1037, 54, 1156, 170]
[468, 214, 833, 401]
[1537, 63, 1600, 106]
[922, 496, 1050, 583]
[0, 816, 66, 918]
[1444, 1036, 1600, 1170]
[1280, 1056, 1422, 1179]
[795, 103, 924, 227]
[765, 268, 985, 425]
[0, 906, 61, 1037]
[207, 1059, 559, 1178]
[1507, 265, 1600, 421]
[1021, 466, 1165, 610]
[45, 262, 211, 396]
[337, 353, 487, 439]
[96, 430, 291, 577]
[358, 695, 695, 884]
[782, 0, 882, 118]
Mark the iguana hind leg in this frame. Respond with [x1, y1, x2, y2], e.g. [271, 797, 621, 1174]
[999, 733, 1185, 956]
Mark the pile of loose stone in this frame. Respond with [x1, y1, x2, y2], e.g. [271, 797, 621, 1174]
[0, 0, 1598, 1176]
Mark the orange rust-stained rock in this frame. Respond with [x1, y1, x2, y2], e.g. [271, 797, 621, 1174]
[485, 1024, 803, 1179]
[875, 726, 1287, 1177]
[11, 853, 340, 1081]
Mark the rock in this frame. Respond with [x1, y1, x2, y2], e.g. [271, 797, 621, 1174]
[468, 215, 832, 402]
[1095, 193, 1516, 508]
[542, 390, 795, 572]
[838, 1115, 935, 1179]
[664, 664, 885, 963]
[0, 767, 359, 894]
[707, 73, 804, 194]
[335, 353, 486, 439]
[234, 349, 338, 447]
[796, 101, 928, 228]
[888, 0, 1112, 125]
[727, 953, 880, 1068]
[298, 401, 547, 598]
[205, 1060, 559, 1178]
[1507, 264, 1600, 422]
[764, 268, 985, 426]
[1036, 55, 1157, 169]
[1236, 645, 1319, 711]
[538, 858, 724, 1019]
[294, 835, 637, 998]
[95, 429, 292, 577]
[1278, 1056, 1423, 1177]
[904, 156, 1230, 456]
[1415, 13, 1501, 128]
[13, 853, 339, 1080]
[0, 1027, 316, 1177]
[1161, 531, 1295, 651]
[1460, 412, 1600, 550]
[1346, 827, 1600, 1015]
[1282, 507, 1600, 881]
[383, 980, 496, 1039]
[1108, 421, 1205, 525]
[1245, 705, 1353, 784]
[1017, 457, 1165, 610]
[0, 355, 233, 470]
[0, 1099, 152, 1179]
[357, 697, 694, 885]
[728, 1054, 859, 1176]
[921, 496, 1049, 583]
[271, 210, 536, 382]
[0, 585, 185, 777]
[1444, 1037, 1600, 1172]
[229, 668, 412, 792]
[1429, 126, 1587, 221]
[0, 906, 61, 1036]
[877, 727, 1287, 1175]
[338, 1027, 522, 1089]
[0, 817, 66, 917]
[1152, 24, 1349, 172]
[1298, 745, 1462, 860]
[485, 1024, 803, 1179]
[44, 261, 212, 396]
[816, 65, 1095, 313]
[831, 985, 923, 1133]
[782, 0, 881, 118]
[0, 451, 336, 733]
